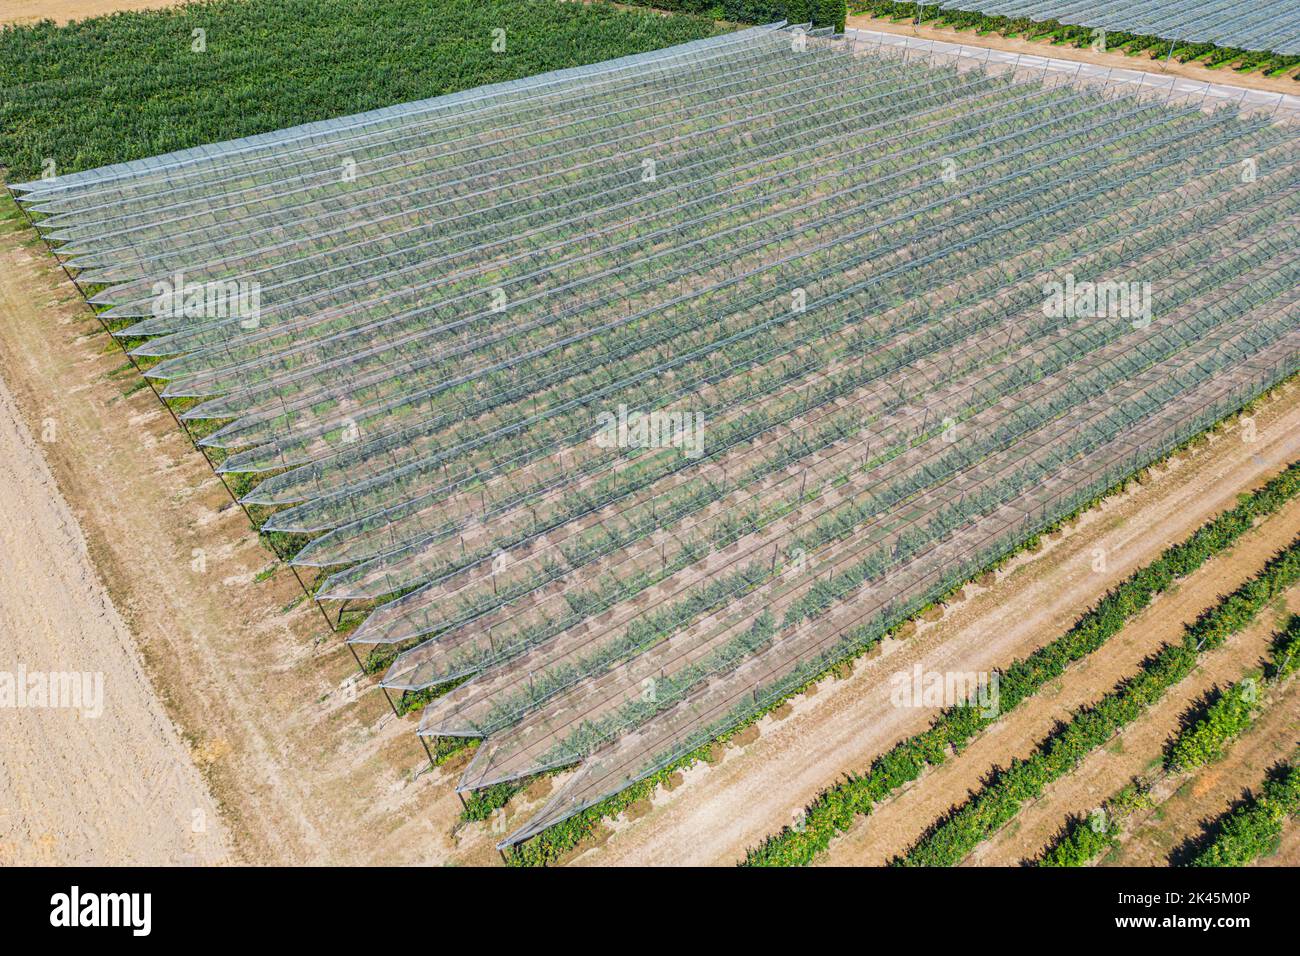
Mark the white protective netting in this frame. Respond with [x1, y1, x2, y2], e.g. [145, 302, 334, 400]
[17, 24, 1300, 850]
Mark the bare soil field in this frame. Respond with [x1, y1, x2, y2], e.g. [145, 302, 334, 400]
[815, 511, 1300, 866]
[847, 14, 1300, 96]
[567, 384, 1300, 866]
[968, 590, 1300, 866]
[0, 368, 231, 865]
[0, 0, 181, 26]
[0, 205, 485, 866]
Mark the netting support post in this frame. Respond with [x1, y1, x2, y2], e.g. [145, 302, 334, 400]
[347, 641, 366, 675]
[419, 734, 436, 772]
[280, 553, 335, 636]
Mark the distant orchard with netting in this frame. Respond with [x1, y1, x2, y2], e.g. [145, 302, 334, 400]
[15, 23, 1300, 850]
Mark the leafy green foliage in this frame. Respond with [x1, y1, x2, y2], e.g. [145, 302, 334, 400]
[396, 676, 469, 717]
[1189, 761, 1300, 866]
[1167, 682, 1259, 771]
[722, 1, 846, 30]
[1038, 812, 1120, 867]
[573, 0, 848, 31]
[1038, 614, 1300, 866]
[1265, 612, 1300, 683]
[0, 0, 722, 181]
[461, 780, 527, 822]
[1037, 778, 1153, 866]
[1166, 613, 1300, 771]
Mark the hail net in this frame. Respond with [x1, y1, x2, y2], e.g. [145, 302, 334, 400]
[17, 23, 1300, 850]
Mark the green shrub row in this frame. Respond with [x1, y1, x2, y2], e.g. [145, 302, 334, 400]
[743, 456, 1300, 866]
[461, 780, 526, 822]
[1040, 615, 1300, 865]
[897, 535, 1300, 866]
[395, 676, 468, 717]
[614, 1, 845, 31]
[725, 1, 846, 31]
[1037, 779, 1154, 867]
[0, 0, 723, 182]
[1188, 760, 1300, 866]
[1167, 681, 1260, 772]
[1037, 812, 1120, 867]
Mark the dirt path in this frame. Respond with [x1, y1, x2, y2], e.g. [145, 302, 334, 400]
[1104, 658, 1300, 867]
[816, 505, 1300, 866]
[0, 203, 486, 865]
[970, 590, 1299, 866]
[0, 368, 232, 864]
[568, 382, 1300, 866]
[1, 0, 182, 27]
[847, 14, 1300, 97]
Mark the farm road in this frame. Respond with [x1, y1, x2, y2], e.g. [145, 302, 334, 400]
[0, 366, 231, 864]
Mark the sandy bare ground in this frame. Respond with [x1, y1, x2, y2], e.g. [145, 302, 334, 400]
[847, 14, 1300, 96]
[0, 204, 487, 865]
[816, 505, 1300, 866]
[970, 590, 1300, 866]
[0, 369, 232, 865]
[1, 0, 182, 27]
[568, 384, 1300, 866]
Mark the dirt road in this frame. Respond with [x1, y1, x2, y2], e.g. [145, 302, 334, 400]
[0, 368, 232, 864]
[570, 384, 1300, 866]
